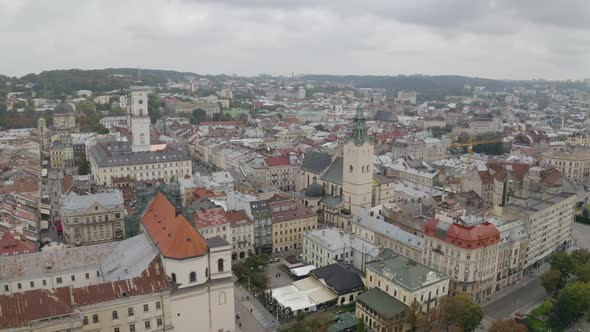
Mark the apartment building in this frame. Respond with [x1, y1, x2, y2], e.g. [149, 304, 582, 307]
[227, 210, 255, 259]
[502, 192, 576, 270]
[365, 249, 449, 313]
[60, 190, 125, 246]
[243, 154, 300, 191]
[352, 209, 423, 261]
[422, 218, 500, 302]
[391, 137, 448, 162]
[269, 195, 318, 252]
[194, 207, 232, 242]
[541, 149, 590, 183]
[302, 228, 378, 272]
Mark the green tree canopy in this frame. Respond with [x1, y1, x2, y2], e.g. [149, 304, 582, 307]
[553, 282, 590, 326]
[439, 295, 483, 332]
[541, 269, 562, 295]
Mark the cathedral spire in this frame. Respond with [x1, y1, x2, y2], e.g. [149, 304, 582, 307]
[352, 104, 367, 145]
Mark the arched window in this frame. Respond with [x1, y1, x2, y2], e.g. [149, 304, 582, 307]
[349, 294, 354, 302]
[218, 258, 224, 272]
[349, 165, 353, 172]
[189, 272, 196, 283]
[340, 297, 345, 304]
[171, 273, 177, 283]
[361, 166, 365, 173]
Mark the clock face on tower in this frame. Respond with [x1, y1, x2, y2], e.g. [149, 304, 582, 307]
[138, 99, 144, 104]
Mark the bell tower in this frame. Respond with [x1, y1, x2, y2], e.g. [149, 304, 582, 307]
[129, 82, 151, 152]
[342, 104, 374, 216]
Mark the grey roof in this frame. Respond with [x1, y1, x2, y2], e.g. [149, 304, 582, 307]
[54, 101, 74, 114]
[320, 156, 343, 185]
[374, 173, 394, 185]
[89, 142, 190, 168]
[305, 183, 326, 198]
[354, 209, 423, 250]
[61, 190, 124, 216]
[368, 249, 448, 291]
[0, 233, 157, 282]
[357, 288, 407, 319]
[206, 236, 230, 248]
[319, 196, 343, 208]
[503, 192, 575, 216]
[301, 151, 333, 174]
[310, 263, 365, 295]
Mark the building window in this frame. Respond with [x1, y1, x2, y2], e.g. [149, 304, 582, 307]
[56, 277, 62, 284]
[145, 320, 151, 329]
[17, 283, 21, 290]
[112, 310, 118, 320]
[157, 318, 163, 327]
[114, 328, 120, 332]
[156, 301, 161, 310]
[128, 307, 134, 316]
[85, 272, 90, 279]
[30, 281, 34, 288]
[144, 304, 149, 312]
[93, 314, 99, 323]
[218, 258, 224, 272]
[189, 272, 196, 283]
[71, 275, 76, 281]
[3, 285, 8, 292]
[83, 316, 88, 325]
[171, 273, 177, 283]
[42, 280, 46, 286]
[129, 324, 136, 332]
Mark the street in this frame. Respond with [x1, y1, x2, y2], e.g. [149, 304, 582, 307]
[234, 285, 278, 332]
[265, 262, 295, 289]
[572, 221, 590, 250]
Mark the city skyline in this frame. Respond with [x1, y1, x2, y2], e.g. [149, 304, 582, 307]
[1, 0, 590, 80]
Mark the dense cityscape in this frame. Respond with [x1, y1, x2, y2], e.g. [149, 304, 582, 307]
[0, 69, 589, 332]
[2, 1, 590, 331]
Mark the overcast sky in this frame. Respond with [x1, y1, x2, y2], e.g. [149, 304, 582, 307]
[1, 0, 590, 80]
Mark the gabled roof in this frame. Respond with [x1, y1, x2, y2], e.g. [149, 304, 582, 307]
[141, 192, 208, 259]
[357, 288, 407, 319]
[0, 232, 36, 256]
[320, 156, 343, 185]
[0, 287, 74, 329]
[301, 151, 333, 174]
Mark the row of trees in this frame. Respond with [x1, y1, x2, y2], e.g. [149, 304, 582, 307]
[539, 250, 590, 327]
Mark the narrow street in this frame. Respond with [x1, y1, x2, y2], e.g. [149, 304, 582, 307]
[234, 285, 278, 332]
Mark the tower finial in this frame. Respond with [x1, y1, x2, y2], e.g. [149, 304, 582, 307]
[136, 66, 142, 84]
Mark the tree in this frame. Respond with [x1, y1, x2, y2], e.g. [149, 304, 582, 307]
[541, 269, 562, 295]
[405, 301, 420, 332]
[575, 262, 590, 283]
[457, 132, 470, 144]
[489, 319, 527, 332]
[290, 311, 306, 332]
[148, 93, 164, 124]
[191, 108, 207, 124]
[553, 282, 590, 326]
[307, 313, 331, 332]
[550, 251, 575, 286]
[583, 208, 589, 218]
[439, 295, 483, 332]
[110, 106, 127, 116]
[77, 156, 90, 175]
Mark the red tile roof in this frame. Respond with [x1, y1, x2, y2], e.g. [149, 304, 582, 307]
[73, 257, 169, 305]
[0, 232, 36, 256]
[193, 187, 217, 200]
[424, 218, 500, 249]
[226, 210, 252, 226]
[265, 156, 291, 167]
[0, 287, 74, 329]
[194, 207, 230, 228]
[269, 199, 316, 223]
[141, 192, 208, 259]
[477, 171, 493, 185]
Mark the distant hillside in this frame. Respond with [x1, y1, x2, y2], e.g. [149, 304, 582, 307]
[302, 74, 588, 95]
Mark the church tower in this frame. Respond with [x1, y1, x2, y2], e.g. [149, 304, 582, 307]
[129, 83, 151, 152]
[343, 105, 374, 217]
